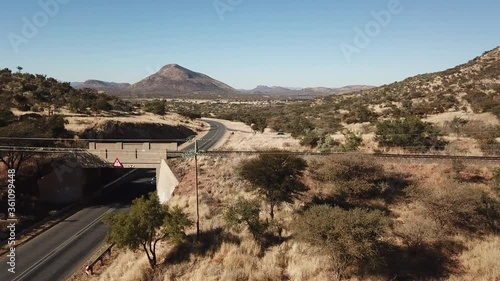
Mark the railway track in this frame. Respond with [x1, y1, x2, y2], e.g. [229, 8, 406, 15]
[175, 150, 500, 162]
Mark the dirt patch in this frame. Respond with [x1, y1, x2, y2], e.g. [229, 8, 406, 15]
[204, 118, 303, 151]
[424, 111, 500, 126]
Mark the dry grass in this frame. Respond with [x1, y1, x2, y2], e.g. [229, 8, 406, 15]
[92, 155, 341, 281]
[423, 111, 500, 126]
[10, 106, 205, 134]
[65, 112, 204, 133]
[159, 239, 336, 281]
[88, 156, 500, 281]
[204, 118, 304, 151]
[95, 250, 151, 281]
[448, 235, 500, 281]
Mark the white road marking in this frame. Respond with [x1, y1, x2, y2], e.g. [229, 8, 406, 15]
[12, 208, 115, 281]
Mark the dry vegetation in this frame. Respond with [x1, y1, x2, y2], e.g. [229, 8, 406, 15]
[64, 112, 205, 135]
[172, 47, 500, 156]
[90, 155, 500, 281]
[2, 48, 500, 281]
[207, 118, 303, 151]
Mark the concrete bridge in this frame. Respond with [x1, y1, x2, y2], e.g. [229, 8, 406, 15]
[38, 119, 227, 204]
[87, 141, 178, 168]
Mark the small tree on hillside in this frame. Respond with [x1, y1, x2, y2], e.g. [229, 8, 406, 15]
[224, 197, 267, 241]
[144, 100, 167, 117]
[103, 192, 192, 268]
[239, 153, 308, 220]
[448, 117, 468, 138]
[375, 117, 447, 152]
[341, 129, 363, 152]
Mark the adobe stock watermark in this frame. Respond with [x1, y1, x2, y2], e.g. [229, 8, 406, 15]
[340, 0, 411, 63]
[7, 0, 72, 54]
[6, 169, 17, 274]
[213, 0, 243, 21]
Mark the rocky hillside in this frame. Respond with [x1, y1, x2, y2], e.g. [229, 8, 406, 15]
[333, 47, 500, 118]
[0, 68, 131, 115]
[127, 64, 239, 98]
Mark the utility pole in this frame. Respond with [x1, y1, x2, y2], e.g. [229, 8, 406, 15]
[194, 140, 200, 239]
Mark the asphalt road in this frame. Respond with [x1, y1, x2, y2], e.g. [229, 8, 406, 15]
[0, 119, 227, 281]
[183, 119, 227, 152]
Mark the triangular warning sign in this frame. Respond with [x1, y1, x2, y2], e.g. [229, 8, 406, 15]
[112, 158, 124, 168]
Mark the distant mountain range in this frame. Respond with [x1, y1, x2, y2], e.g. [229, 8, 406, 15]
[72, 64, 373, 99]
[240, 85, 374, 97]
[71, 80, 130, 92]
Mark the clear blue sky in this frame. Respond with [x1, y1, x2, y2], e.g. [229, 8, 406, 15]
[1, 0, 499, 89]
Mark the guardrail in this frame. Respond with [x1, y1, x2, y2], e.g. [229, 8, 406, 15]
[85, 243, 115, 275]
[192, 150, 500, 161]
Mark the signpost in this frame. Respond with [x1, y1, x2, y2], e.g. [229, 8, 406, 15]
[112, 158, 124, 168]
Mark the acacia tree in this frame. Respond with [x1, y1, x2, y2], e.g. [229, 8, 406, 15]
[239, 153, 308, 220]
[0, 115, 68, 174]
[103, 192, 192, 268]
[0, 148, 35, 174]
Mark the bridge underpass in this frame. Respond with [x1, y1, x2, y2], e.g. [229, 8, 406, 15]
[38, 141, 184, 205]
[38, 117, 226, 207]
[86, 141, 182, 203]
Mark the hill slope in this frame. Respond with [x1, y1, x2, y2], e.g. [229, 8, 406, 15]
[335, 47, 500, 118]
[0, 68, 131, 114]
[127, 64, 239, 98]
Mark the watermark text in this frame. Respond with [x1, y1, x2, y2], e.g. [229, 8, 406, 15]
[6, 169, 17, 274]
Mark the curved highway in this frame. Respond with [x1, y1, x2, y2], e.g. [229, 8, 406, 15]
[183, 119, 227, 152]
[0, 120, 227, 281]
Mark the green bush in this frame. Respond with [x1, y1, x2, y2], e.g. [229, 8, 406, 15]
[224, 197, 267, 242]
[177, 108, 202, 120]
[341, 130, 363, 152]
[144, 100, 167, 116]
[285, 116, 314, 138]
[294, 205, 389, 279]
[309, 156, 389, 200]
[343, 105, 377, 124]
[91, 96, 112, 112]
[375, 117, 447, 152]
[300, 130, 321, 148]
[412, 183, 500, 232]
